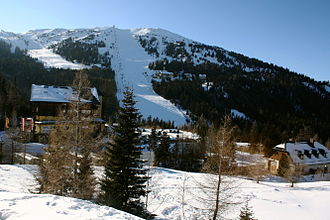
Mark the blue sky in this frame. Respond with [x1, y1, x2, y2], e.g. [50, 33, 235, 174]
[1, 0, 329, 81]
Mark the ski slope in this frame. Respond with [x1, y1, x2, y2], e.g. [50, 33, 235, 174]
[1, 165, 330, 220]
[111, 28, 187, 125]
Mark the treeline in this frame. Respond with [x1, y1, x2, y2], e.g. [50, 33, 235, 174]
[0, 40, 118, 123]
[150, 59, 330, 153]
[50, 37, 111, 67]
[140, 116, 175, 129]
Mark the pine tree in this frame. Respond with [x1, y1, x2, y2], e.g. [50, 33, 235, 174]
[154, 132, 171, 167]
[239, 201, 257, 220]
[100, 87, 150, 218]
[148, 127, 159, 151]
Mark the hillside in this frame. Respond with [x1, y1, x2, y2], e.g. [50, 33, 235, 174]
[0, 27, 329, 147]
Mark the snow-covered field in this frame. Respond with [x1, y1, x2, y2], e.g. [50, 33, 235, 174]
[1, 165, 330, 220]
[0, 165, 142, 220]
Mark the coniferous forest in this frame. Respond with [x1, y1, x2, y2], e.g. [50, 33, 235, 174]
[150, 58, 330, 154]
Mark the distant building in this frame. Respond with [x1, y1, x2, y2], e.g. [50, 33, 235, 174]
[269, 140, 330, 175]
[30, 84, 103, 142]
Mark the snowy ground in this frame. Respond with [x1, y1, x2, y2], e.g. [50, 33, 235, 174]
[0, 165, 142, 220]
[1, 165, 330, 220]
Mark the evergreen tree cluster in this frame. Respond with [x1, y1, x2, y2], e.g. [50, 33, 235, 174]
[150, 129, 203, 172]
[137, 36, 159, 57]
[140, 116, 175, 129]
[0, 72, 25, 129]
[50, 37, 111, 67]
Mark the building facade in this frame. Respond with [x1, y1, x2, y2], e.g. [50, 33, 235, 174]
[30, 84, 103, 142]
[269, 141, 330, 175]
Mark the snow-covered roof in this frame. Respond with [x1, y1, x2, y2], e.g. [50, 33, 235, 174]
[30, 84, 100, 104]
[274, 142, 330, 165]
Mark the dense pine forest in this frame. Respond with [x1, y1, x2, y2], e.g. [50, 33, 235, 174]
[150, 57, 330, 153]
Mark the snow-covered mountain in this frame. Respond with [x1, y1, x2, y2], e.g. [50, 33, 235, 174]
[0, 26, 277, 125]
[1, 27, 329, 130]
[0, 27, 197, 125]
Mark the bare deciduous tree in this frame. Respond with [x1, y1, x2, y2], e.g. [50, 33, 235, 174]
[38, 70, 99, 199]
[192, 115, 239, 220]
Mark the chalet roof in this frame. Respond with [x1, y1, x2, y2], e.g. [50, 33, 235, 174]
[273, 141, 330, 165]
[30, 84, 100, 104]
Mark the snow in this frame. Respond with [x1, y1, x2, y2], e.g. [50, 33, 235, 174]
[274, 142, 330, 165]
[15, 152, 39, 161]
[110, 28, 188, 125]
[202, 82, 213, 91]
[0, 31, 42, 51]
[236, 151, 267, 166]
[30, 84, 99, 103]
[141, 128, 199, 140]
[27, 49, 88, 70]
[231, 109, 248, 119]
[147, 167, 330, 220]
[0, 165, 142, 220]
[1, 165, 330, 220]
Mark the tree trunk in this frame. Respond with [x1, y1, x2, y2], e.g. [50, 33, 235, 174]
[213, 171, 222, 220]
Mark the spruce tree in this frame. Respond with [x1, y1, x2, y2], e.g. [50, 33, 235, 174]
[148, 127, 159, 151]
[100, 87, 150, 218]
[239, 201, 257, 220]
[154, 132, 171, 167]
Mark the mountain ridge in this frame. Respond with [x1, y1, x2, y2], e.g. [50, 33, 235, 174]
[0, 27, 329, 148]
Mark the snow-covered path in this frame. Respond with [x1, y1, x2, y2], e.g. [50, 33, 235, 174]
[112, 29, 187, 125]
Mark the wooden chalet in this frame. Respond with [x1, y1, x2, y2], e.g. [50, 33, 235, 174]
[30, 84, 103, 142]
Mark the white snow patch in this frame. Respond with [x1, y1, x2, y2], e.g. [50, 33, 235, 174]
[231, 109, 248, 119]
[27, 48, 88, 69]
